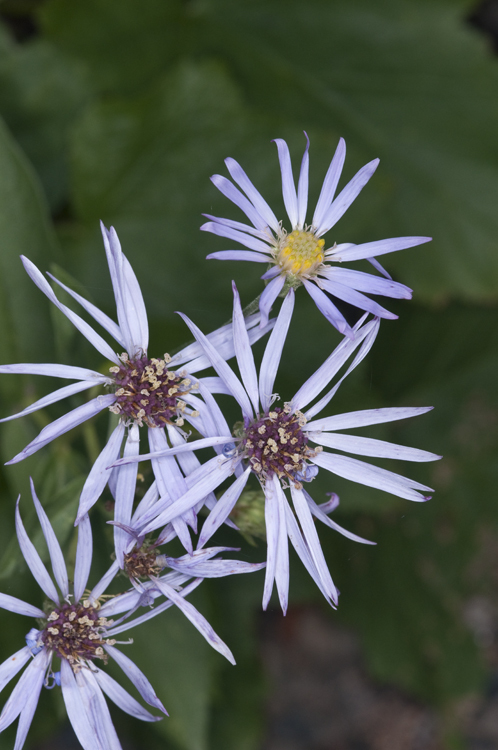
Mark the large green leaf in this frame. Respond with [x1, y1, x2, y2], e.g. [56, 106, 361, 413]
[39, 0, 498, 303]
[0, 23, 92, 212]
[0, 116, 57, 369]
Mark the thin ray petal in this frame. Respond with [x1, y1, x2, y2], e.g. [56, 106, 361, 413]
[329, 235, 431, 263]
[74, 513, 93, 602]
[201, 222, 273, 253]
[210, 174, 269, 230]
[150, 576, 235, 664]
[93, 668, 163, 721]
[21, 256, 120, 365]
[225, 157, 280, 231]
[312, 137, 346, 231]
[0, 594, 44, 619]
[301, 279, 350, 335]
[307, 406, 434, 433]
[312, 452, 433, 502]
[296, 133, 310, 228]
[232, 282, 259, 413]
[198, 468, 251, 548]
[30, 478, 69, 598]
[259, 274, 285, 328]
[273, 139, 298, 228]
[6, 394, 116, 464]
[105, 645, 167, 714]
[76, 422, 125, 523]
[177, 312, 253, 419]
[308, 432, 441, 462]
[259, 289, 294, 412]
[0, 647, 32, 692]
[48, 272, 124, 346]
[0, 380, 105, 425]
[15, 499, 59, 603]
[316, 158, 379, 235]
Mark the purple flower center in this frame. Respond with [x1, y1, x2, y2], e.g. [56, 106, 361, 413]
[109, 353, 198, 428]
[41, 601, 115, 666]
[124, 545, 165, 579]
[242, 405, 319, 487]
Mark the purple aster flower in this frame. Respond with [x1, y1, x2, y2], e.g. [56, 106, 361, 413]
[96, 476, 266, 652]
[0, 479, 170, 750]
[113, 285, 440, 613]
[0, 478, 260, 749]
[202, 135, 431, 334]
[0, 223, 273, 540]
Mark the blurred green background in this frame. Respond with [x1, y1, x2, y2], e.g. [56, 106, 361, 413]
[0, 0, 498, 748]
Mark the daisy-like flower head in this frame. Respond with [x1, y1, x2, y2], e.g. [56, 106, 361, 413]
[0, 223, 273, 531]
[92, 475, 266, 664]
[202, 135, 431, 335]
[0, 479, 170, 750]
[113, 285, 441, 613]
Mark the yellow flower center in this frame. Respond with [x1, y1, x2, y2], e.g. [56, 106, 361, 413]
[276, 230, 325, 279]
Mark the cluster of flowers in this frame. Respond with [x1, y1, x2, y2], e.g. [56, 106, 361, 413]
[0, 135, 439, 748]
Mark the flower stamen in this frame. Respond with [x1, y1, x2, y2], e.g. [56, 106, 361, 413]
[40, 602, 114, 669]
[276, 229, 325, 281]
[108, 354, 198, 427]
[241, 404, 320, 488]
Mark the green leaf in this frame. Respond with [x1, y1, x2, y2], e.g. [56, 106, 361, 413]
[40, 0, 498, 303]
[59, 60, 280, 339]
[0, 114, 57, 371]
[0, 22, 92, 211]
[39, 0, 185, 96]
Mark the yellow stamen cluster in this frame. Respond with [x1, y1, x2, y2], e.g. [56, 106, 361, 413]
[276, 229, 325, 279]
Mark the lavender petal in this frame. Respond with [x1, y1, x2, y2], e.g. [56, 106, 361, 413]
[0, 593, 45, 619]
[74, 513, 93, 602]
[198, 468, 251, 548]
[232, 282, 260, 413]
[21, 255, 120, 365]
[15, 499, 59, 603]
[317, 158, 379, 235]
[30, 477, 69, 598]
[150, 576, 235, 664]
[225, 157, 280, 232]
[93, 668, 163, 721]
[0, 379, 105, 425]
[313, 138, 346, 232]
[330, 235, 431, 263]
[273, 139, 298, 228]
[0, 647, 32, 692]
[296, 132, 310, 228]
[259, 289, 294, 412]
[312, 451, 433, 502]
[105, 644, 167, 714]
[6, 394, 117, 464]
[76, 422, 126, 523]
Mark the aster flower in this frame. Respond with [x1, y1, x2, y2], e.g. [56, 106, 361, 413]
[96, 475, 266, 638]
[0, 480, 169, 750]
[0, 478, 261, 749]
[0, 223, 273, 546]
[113, 285, 440, 612]
[202, 134, 431, 334]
